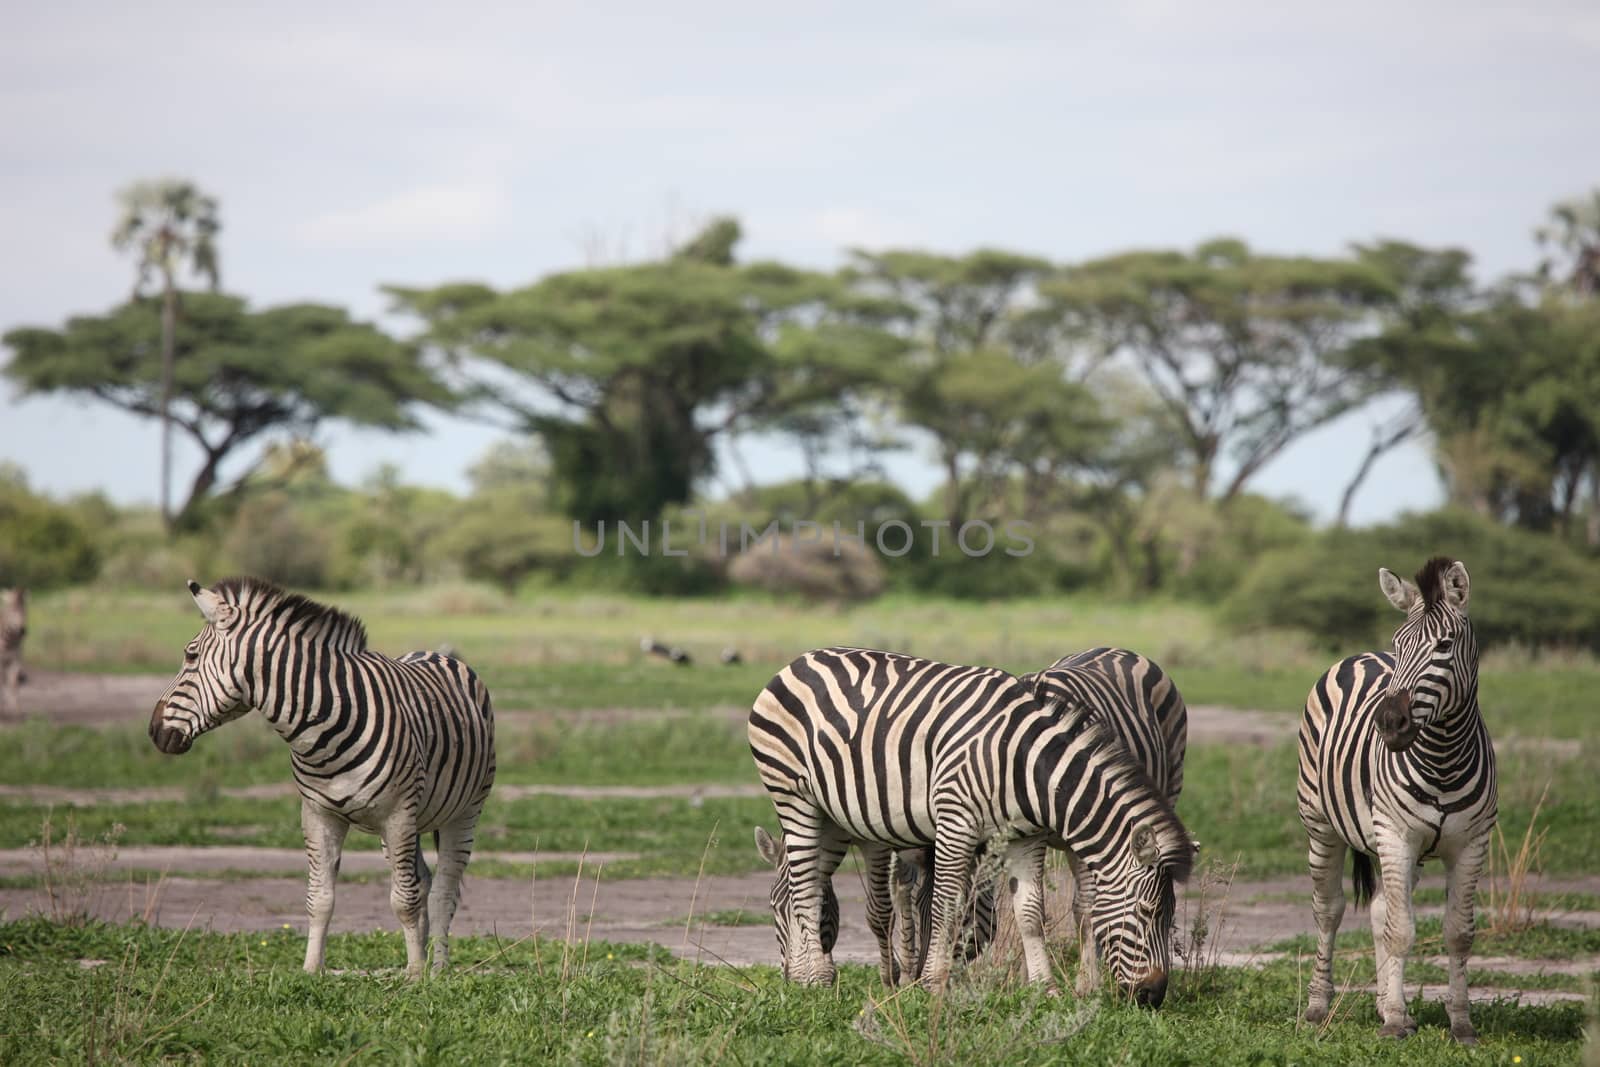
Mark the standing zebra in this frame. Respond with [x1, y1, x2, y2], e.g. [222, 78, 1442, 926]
[749, 647, 1194, 1000]
[148, 578, 496, 978]
[0, 588, 25, 717]
[1297, 558, 1495, 1043]
[890, 647, 1189, 997]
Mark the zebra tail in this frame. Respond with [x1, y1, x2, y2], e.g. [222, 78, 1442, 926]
[1350, 851, 1376, 908]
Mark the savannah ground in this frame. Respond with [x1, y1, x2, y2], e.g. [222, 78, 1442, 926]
[1, 586, 1597, 1064]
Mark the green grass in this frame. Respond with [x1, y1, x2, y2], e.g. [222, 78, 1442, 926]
[4, 732, 1595, 883]
[0, 711, 757, 790]
[0, 919, 1588, 1066]
[1271, 916, 1600, 962]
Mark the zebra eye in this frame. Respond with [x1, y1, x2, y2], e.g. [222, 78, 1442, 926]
[1436, 638, 1454, 654]
[184, 647, 200, 664]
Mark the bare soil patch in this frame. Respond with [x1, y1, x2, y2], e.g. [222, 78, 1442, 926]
[3, 841, 1597, 979]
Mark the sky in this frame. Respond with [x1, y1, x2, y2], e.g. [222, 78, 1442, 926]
[2, 1, 1598, 525]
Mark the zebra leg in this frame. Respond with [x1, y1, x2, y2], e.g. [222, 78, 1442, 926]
[301, 801, 349, 974]
[1374, 835, 1421, 1038]
[0, 658, 18, 716]
[781, 808, 847, 986]
[1367, 872, 1389, 1012]
[1303, 830, 1346, 1024]
[427, 819, 478, 973]
[1006, 837, 1057, 992]
[382, 811, 431, 979]
[1067, 852, 1100, 997]
[889, 851, 925, 984]
[1442, 833, 1489, 1045]
[922, 825, 980, 993]
[859, 843, 900, 987]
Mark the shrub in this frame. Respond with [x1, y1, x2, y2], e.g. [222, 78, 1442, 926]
[219, 492, 333, 589]
[1224, 508, 1600, 651]
[726, 532, 886, 602]
[0, 474, 100, 589]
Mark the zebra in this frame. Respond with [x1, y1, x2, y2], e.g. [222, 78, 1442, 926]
[1297, 558, 1496, 1044]
[748, 647, 1194, 1000]
[0, 588, 24, 717]
[148, 578, 496, 978]
[889, 647, 1189, 997]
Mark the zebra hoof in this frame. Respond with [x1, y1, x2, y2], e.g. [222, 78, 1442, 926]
[1303, 1005, 1329, 1025]
[1451, 1023, 1478, 1046]
[1378, 1022, 1414, 1039]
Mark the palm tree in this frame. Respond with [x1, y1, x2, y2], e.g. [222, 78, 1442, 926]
[111, 180, 222, 529]
[1536, 188, 1600, 296]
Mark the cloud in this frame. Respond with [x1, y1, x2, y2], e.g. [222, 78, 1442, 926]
[294, 180, 509, 248]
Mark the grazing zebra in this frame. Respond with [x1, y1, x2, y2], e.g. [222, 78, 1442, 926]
[748, 647, 1194, 1000]
[148, 578, 496, 978]
[0, 588, 24, 717]
[890, 647, 1189, 998]
[1297, 558, 1496, 1044]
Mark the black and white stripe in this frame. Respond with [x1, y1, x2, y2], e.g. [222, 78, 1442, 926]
[148, 577, 496, 978]
[891, 647, 1189, 995]
[1297, 557, 1496, 1044]
[748, 646, 1194, 999]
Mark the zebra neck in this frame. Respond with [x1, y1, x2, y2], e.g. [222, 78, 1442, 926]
[1393, 694, 1487, 787]
[246, 640, 353, 755]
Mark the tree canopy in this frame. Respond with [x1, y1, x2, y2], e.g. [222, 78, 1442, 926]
[389, 219, 904, 524]
[3, 293, 455, 527]
[1041, 240, 1395, 501]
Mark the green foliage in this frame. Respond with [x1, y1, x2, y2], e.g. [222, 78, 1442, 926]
[0, 470, 100, 589]
[2, 293, 455, 527]
[220, 491, 334, 589]
[391, 220, 900, 526]
[1224, 509, 1600, 650]
[1041, 241, 1395, 500]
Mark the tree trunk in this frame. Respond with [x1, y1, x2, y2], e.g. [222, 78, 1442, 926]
[159, 281, 177, 532]
[175, 446, 228, 530]
[943, 450, 964, 527]
[1335, 417, 1420, 528]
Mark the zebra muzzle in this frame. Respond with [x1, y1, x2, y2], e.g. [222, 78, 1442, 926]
[148, 701, 193, 755]
[1376, 689, 1419, 752]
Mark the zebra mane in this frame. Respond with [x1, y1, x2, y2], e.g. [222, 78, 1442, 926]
[1414, 556, 1460, 611]
[212, 577, 369, 651]
[1049, 697, 1193, 883]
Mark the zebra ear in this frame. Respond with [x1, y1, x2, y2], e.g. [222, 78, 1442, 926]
[1378, 568, 1418, 613]
[753, 826, 783, 868]
[188, 581, 237, 630]
[1132, 824, 1161, 867]
[1442, 561, 1471, 611]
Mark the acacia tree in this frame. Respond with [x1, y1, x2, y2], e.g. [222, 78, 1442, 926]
[3, 294, 455, 528]
[842, 249, 1107, 525]
[389, 218, 903, 524]
[111, 180, 222, 527]
[1333, 241, 1478, 526]
[1040, 239, 1395, 502]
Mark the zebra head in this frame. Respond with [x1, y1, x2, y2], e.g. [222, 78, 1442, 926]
[1088, 814, 1194, 1007]
[148, 580, 251, 755]
[1375, 558, 1475, 753]
[753, 825, 840, 983]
